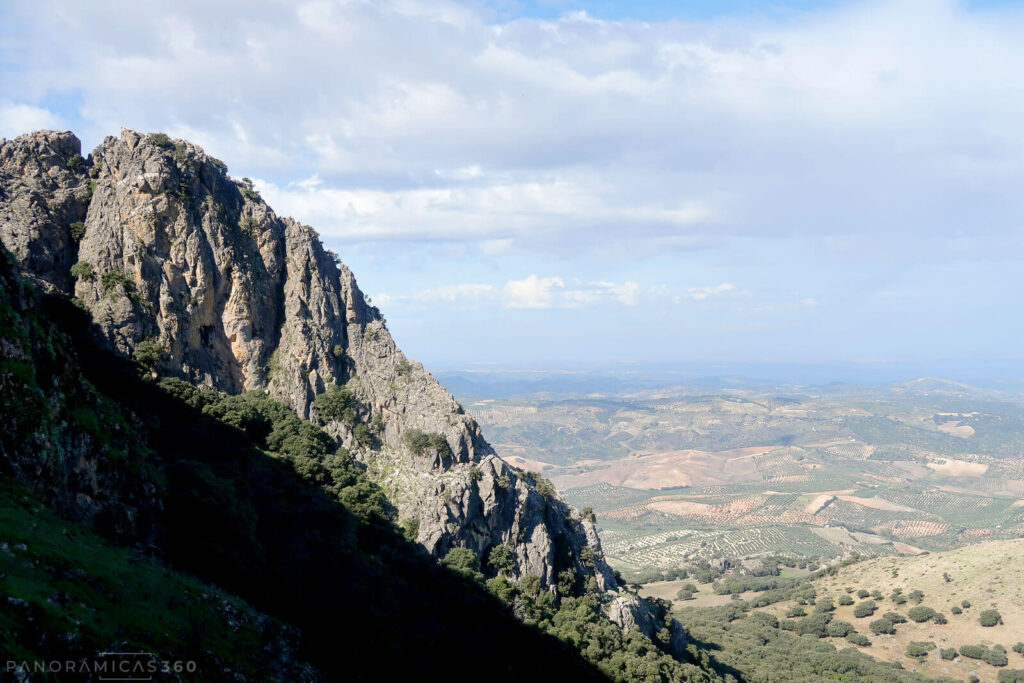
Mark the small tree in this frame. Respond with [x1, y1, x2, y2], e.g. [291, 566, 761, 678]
[906, 641, 936, 659]
[352, 423, 372, 447]
[838, 594, 855, 606]
[486, 544, 516, 576]
[442, 547, 481, 580]
[312, 385, 356, 426]
[676, 583, 698, 600]
[940, 647, 958, 660]
[854, 600, 877, 618]
[787, 606, 807, 618]
[870, 618, 895, 635]
[826, 620, 854, 638]
[907, 606, 937, 623]
[846, 633, 871, 646]
[133, 337, 164, 373]
[70, 260, 94, 281]
[815, 597, 836, 613]
[980, 609, 1004, 627]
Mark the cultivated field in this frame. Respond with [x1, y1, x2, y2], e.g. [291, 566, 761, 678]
[460, 380, 1024, 571]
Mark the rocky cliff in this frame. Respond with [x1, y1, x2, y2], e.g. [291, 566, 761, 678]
[0, 128, 674, 641]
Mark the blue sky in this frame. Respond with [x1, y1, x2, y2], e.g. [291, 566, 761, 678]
[2, 0, 1023, 379]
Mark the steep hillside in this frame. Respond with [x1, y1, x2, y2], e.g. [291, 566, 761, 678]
[0, 129, 711, 680]
[0, 243, 619, 681]
[0, 128, 616, 591]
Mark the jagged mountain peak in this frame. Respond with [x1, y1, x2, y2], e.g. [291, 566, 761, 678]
[0, 128, 629, 599]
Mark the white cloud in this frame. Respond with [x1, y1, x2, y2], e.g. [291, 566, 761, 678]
[503, 274, 565, 308]
[412, 283, 494, 303]
[590, 280, 640, 306]
[5, 0, 1021, 256]
[0, 102, 64, 140]
[687, 283, 735, 300]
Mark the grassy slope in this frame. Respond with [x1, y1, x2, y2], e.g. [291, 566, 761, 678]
[0, 248, 612, 682]
[0, 480, 308, 681]
[808, 540, 1024, 682]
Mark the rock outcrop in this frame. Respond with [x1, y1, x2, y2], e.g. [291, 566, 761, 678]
[0, 130, 91, 293]
[1, 129, 676, 639]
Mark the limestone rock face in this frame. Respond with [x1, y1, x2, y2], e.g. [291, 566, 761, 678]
[606, 595, 688, 657]
[0, 128, 621, 593]
[0, 130, 91, 293]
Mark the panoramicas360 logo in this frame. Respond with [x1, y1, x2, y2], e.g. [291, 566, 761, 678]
[5, 651, 197, 680]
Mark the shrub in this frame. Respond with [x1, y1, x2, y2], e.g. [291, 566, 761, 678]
[933, 613, 947, 625]
[311, 385, 356, 426]
[402, 428, 431, 455]
[856, 589, 869, 598]
[133, 337, 164, 372]
[981, 609, 1004, 627]
[676, 583, 698, 600]
[100, 268, 135, 296]
[883, 612, 907, 624]
[960, 644, 1007, 666]
[352, 423, 372, 447]
[962, 600, 971, 608]
[869, 618, 895, 635]
[998, 671, 1024, 683]
[239, 177, 260, 201]
[959, 644, 986, 660]
[70, 261, 94, 281]
[69, 221, 86, 241]
[838, 594, 854, 606]
[940, 648, 958, 660]
[854, 601, 877, 618]
[951, 606, 963, 615]
[486, 544, 515, 575]
[825, 620, 854, 638]
[793, 613, 831, 638]
[907, 606, 937, 623]
[442, 547, 481, 580]
[846, 633, 871, 646]
[891, 591, 908, 605]
[66, 153, 84, 170]
[148, 132, 173, 149]
[400, 517, 419, 541]
[1013, 642, 1024, 655]
[469, 465, 482, 482]
[908, 589, 924, 604]
[906, 641, 935, 659]
[815, 598, 835, 613]
[787, 606, 807, 618]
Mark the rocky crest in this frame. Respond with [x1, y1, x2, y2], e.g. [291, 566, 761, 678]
[1, 129, 674, 640]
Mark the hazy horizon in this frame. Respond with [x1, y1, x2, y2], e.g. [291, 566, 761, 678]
[3, 0, 1022, 372]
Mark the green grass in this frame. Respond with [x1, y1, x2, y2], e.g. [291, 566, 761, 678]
[0, 480, 283, 679]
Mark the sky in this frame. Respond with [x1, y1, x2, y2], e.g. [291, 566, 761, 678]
[1, 0, 1022, 379]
